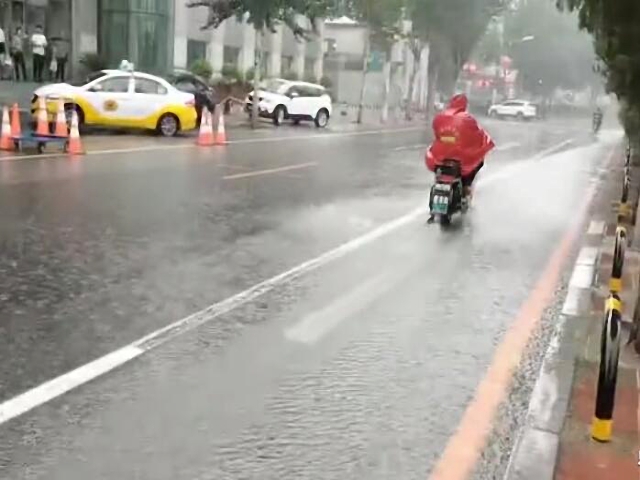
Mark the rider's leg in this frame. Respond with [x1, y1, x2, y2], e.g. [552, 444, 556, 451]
[462, 161, 484, 198]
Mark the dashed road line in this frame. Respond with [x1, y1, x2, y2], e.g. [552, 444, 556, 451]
[223, 162, 317, 180]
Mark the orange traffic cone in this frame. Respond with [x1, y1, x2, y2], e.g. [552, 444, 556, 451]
[67, 110, 84, 155]
[0, 106, 12, 151]
[214, 108, 228, 146]
[11, 104, 21, 137]
[36, 97, 49, 136]
[54, 99, 68, 137]
[197, 108, 215, 146]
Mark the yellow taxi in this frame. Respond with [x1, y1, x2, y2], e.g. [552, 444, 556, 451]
[31, 69, 197, 136]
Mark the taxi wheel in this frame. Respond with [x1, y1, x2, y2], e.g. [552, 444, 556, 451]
[157, 114, 180, 137]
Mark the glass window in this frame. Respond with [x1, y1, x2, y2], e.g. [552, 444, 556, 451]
[135, 77, 167, 94]
[96, 76, 130, 93]
[99, 0, 171, 74]
[173, 78, 197, 93]
[187, 40, 207, 67]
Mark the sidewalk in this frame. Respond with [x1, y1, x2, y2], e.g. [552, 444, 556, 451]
[506, 144, 640, 479]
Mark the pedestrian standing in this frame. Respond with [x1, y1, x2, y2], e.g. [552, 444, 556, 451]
[53, 35, 69, 82]
[48, 44, 57, 81]
[11, 27, 27, 81]
[30, 25, 47, 83]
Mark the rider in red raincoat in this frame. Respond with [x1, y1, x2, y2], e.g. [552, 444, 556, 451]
[426, 94, 495, 202]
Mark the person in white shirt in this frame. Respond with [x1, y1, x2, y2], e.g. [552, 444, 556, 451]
[30, 25, 47, 82]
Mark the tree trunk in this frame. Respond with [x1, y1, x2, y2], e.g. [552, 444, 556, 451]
[405, 53, 419, 121]
[357, 28, 371, 125]
[425, 48, 439, 125]
[251, 29, 263, 130]
[381, 59, 391, 124]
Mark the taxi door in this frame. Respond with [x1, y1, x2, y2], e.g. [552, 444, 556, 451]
[83, 74, 137, 126]
[131, 76, 171, 126]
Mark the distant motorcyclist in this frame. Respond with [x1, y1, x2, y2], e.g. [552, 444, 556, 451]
[425, 94, 495, 220]
[593, 106, 603, 134]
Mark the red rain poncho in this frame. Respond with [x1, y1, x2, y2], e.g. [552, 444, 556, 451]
[425, 94, 495, 177]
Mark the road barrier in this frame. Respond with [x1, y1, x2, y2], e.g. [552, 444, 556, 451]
[618, 165, 633, 224]
[591, 227, 626, 442]
[591, 293, 623, 442]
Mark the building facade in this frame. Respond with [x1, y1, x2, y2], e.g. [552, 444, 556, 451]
[0, 0, 326, 81]
[0, 2, 427, 108]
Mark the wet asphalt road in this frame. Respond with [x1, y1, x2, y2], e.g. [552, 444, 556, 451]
[0, 116, 616, 478]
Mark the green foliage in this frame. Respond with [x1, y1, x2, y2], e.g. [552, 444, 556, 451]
[189, 59, 213, 80]
[187, 0, 336, 36]
[320, 75, 333, 89]
[342, 0, 405, 53]
[221, 64, 243, 82]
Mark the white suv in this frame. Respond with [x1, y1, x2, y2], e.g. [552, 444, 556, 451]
[246, 79, 332, 128]
[488, 100, 537, 120]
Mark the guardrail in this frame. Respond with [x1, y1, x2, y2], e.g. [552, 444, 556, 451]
[591, 227, 626, 442]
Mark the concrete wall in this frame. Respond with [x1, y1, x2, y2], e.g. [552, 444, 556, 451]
[325, 24, 368, 56]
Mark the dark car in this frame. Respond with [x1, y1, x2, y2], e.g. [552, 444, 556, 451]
[166, 70, 219, 125]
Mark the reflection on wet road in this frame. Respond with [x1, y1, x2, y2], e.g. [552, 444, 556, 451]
[0, 117, 620, 479]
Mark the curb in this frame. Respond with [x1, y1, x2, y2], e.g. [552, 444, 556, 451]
[504, 224, 605, 480]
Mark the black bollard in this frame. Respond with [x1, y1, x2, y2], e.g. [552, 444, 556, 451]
[610, 227, 626, 294]
[591, 294, 623, 442]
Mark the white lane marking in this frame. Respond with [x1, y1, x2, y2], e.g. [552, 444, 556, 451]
[284, 272, 401, 344]
[576, 247, 599, 266]
[0, 127, 425, 162]
[0, 138, 583, 426]
[494, 141, 521, 152]
[392, 143, 428, 152]
[587, 220, 605, 236]
[223, 162, 317, 180]
[0, 346, 142, 425]
[533, 139, 574, 159]
[569, 264, 594, 289]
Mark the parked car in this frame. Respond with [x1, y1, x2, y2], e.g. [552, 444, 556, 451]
[487, 100, 537, 120]
[245, 79, 332, 128]
[166, 70, 219, 125]
[31, 69, 197, 136]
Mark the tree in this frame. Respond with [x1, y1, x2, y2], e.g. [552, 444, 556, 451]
[406, 0, 510, 121]
[502, 0, 596, 99]
[341, 0, 405, 123]
[187, 0, 334, 128]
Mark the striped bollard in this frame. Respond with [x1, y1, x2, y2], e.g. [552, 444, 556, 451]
[591, 294, 623, 442]
[609, 227, 626, 294]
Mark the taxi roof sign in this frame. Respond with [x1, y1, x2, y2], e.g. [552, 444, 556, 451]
[119, 60, 135, 72]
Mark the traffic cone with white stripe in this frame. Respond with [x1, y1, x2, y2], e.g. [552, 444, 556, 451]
[54, 99, 68, 137]
[36, 97, 49, 136]
[0, 106, 13, 151]
[214, 107, 228, 146]
[197, 108, 215, 146]
[67, 110, 84, 155]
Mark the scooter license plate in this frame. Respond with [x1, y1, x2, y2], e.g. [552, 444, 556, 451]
[432, 195, 449, 214]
